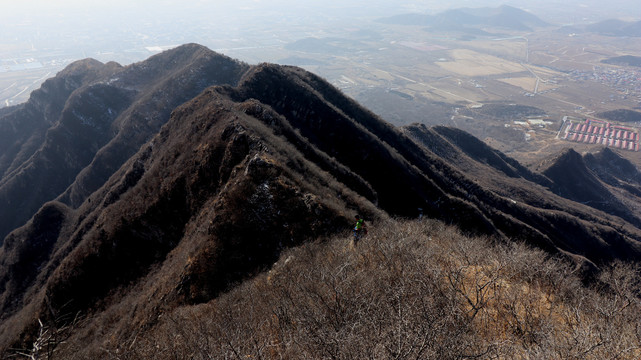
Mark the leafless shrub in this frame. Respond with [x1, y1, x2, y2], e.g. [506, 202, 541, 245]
[97, 219, 641, 359]
[10, 310, 82, 360]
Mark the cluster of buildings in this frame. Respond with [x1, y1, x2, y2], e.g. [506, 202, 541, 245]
[592, 66, 641, 93]
[568, 67, 641, 103]
[561, 117, 639, 151]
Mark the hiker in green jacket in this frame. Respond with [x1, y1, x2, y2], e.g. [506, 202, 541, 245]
[353, 215, 366, 244]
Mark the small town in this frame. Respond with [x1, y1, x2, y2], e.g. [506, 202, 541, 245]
[561, 116, 640, 151]
[568, 66, 641, 105]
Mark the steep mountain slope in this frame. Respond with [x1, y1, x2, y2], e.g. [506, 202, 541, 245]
[0, 59, 121, 180]
[1, 44, 641, 357]
[0, 44, 249, 242]
[536, 148, 641, 227]
[407, 125, 552, 186]
[404, 124, 641, 261]
[0, 78, 381, 357]
[586, 148, 641, 192]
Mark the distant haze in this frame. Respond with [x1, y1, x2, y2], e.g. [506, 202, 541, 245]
[0, 0, 638, 108]
[1, 0, 638, 63]
[2, 1, 639, 58]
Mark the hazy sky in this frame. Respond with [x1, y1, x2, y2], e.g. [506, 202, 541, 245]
[2, 0, 639, 23]
[1, 0, 639, 63]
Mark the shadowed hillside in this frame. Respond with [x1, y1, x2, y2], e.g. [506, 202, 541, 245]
[0, 44, 249, 242]
[537, 148, 641, 227]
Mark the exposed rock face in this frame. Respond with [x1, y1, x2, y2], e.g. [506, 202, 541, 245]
[1, 44, 641, 356]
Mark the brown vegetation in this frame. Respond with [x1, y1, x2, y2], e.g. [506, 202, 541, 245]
[87, 219, 641, 360]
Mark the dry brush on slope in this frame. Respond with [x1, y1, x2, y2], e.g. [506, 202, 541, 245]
[85, 219, 641, 360]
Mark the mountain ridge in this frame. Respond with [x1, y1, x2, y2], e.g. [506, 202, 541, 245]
[0, 44, 249, 241]
[2, 43, 641, 356]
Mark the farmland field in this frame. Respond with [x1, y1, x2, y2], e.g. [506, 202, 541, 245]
[436, 49, 526, 76]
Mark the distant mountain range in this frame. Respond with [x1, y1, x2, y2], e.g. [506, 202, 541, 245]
[557, 19, 641, 37]
[587, 19, 641, 37]
[376, 5, 550, 32]
[2, 44, 641, 357]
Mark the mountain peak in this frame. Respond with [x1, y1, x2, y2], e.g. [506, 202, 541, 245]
[538, 147, 641, 226]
